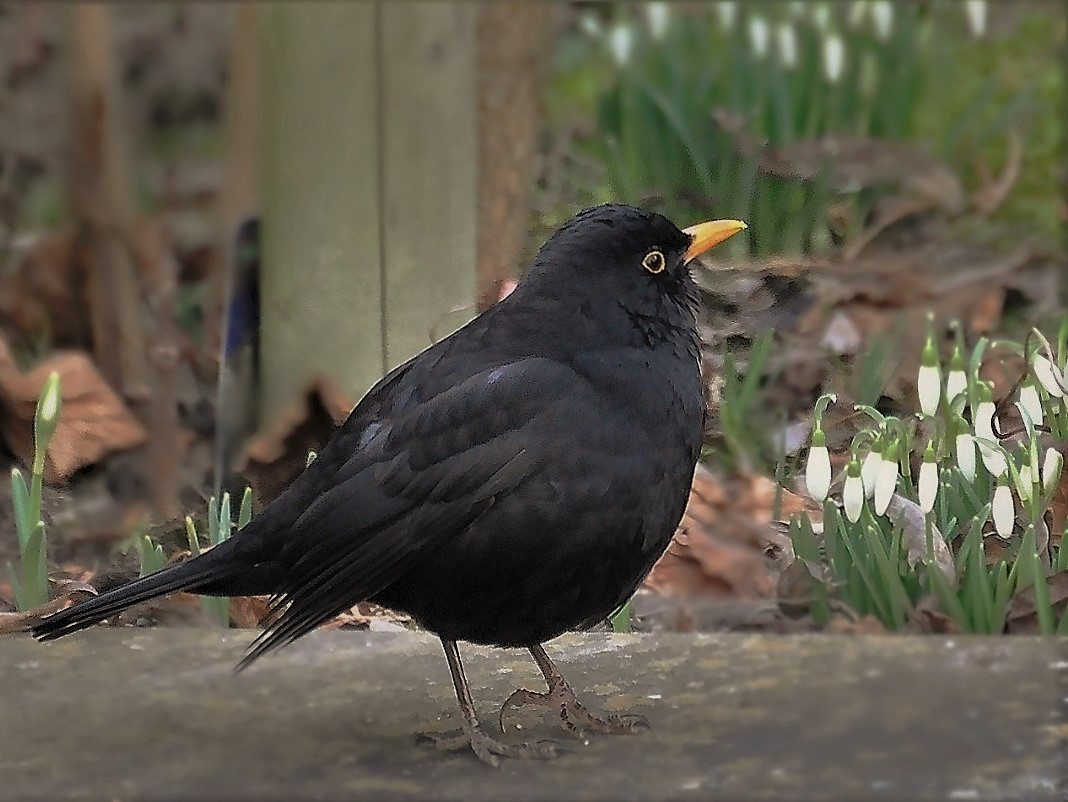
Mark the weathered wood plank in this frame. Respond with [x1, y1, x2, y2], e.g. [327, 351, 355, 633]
[380, 3, 477, 372]
[258, 3, 382, 423]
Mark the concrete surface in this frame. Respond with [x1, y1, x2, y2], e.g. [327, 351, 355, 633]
[1, 631, 1065, 801]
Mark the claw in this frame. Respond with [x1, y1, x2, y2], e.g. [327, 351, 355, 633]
[417, 724, 563, 766]
[498, 674, 651, 737]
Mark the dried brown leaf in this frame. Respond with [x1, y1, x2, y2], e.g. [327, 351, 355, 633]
[0, 335, 147, 481]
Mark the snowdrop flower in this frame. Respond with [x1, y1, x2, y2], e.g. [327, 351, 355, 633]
[813, 3, 832, 32]
[917, 330, 941, 416]
[917, 443, 938, 514]
[1032, 353, 1065, 399]
[805, 429, 831, 503]
[823, 35, 844, 83]
[33, 371, 62, 471]
[945, 346, 968, 406]
[991, 481, 1014, 538]
[873, 441, 899, 516]
[861, 447, 881, 500]
[1017, 381, 1043, 431]
[748, 16, 770, 58]
[788, 1, 806, 19]
[955, 429, 976, 483]
[870, 0, 894, 41]
[805, 394, 837, 503]
[1042, 447, 1063, 496]
[964, 0, 987, 38]
[645, 2, 670, 41]
[609, 24, 634, 66]
[776, 23, 798, 70]
[579, 14, 603, 39]
[715, 1, 737, 30]
[974, 387, 1006, 477]
[843, 459, 864, 523]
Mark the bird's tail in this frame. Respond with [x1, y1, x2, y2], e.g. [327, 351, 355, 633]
[32, 538, 251, 641]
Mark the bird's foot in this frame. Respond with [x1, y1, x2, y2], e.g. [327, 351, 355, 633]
[417, 723, 564, 767]
[498, 676, 651, 737]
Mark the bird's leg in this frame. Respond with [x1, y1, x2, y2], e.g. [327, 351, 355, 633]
[417, 639, 562, 766]
[498, 643, 651, 737]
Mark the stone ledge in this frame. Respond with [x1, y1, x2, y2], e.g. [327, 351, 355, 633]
[2, 630, 1065, 801]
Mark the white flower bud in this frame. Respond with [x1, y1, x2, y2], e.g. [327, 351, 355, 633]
[974, 400, 1006, 477]
[609, 24, 633, 66]
[848, 1, 868, 28]
[964, 0, 987, 38]
[843, 463, 864, 523]
[806, 441, 831, 503]
[873, 451, 899, 516]
[1018, 382, 1044, 430]
[748, 16, 769, 58]
[861, 449, 881, 500]
[956, 432, 976, 482]
[917, 459, 938, 514]
[992, 483, 1014, 538]
[1042, 447, 1064, 496]
[1032, 354, 1065, 399]
[871, 0, 894, 40]
[645, 2, 670, 40]
[813, 3, 831, 31]
[917, 364, 941, 417]
[715, 1, 737, 30]
[823, 35, 845, 83]
[776, 23, 798, 69]
[945, 347, 967, 405]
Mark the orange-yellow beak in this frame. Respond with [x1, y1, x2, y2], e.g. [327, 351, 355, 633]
[682, 219, 747, 263]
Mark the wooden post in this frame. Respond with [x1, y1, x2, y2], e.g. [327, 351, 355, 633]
[380, 3, 477, 369]
[259, 3, 383, 425]
[258, 3, 478, 422]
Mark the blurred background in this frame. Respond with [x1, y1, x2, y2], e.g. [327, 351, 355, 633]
[0, 2, 1065, 632]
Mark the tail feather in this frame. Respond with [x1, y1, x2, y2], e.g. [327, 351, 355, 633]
[33, 551, 237, 641]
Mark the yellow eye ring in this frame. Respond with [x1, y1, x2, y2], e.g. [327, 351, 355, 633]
[642, 250, 666, 274]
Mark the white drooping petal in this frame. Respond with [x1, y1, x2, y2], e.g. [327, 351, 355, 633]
[1042, 447, 1064, 496]
[956, 433, 976, 482]
[945, 370, 968, 404]
[776, 23, 798, 69]
[917, 364, 941, 416]
[873, 456, 899, 515]
[992, 483, 1014, 538]
[823, 35, 844, 83]
[843, 473, 864, 523]
[974, 400, 1006, 476]
[861, 450, 881, 499]
[645, 2, 670, 40]
[715, 1, 738, 30]
[748, 16, 770, 58]
[805, 444, 832, 503]
[964, 0, 987, 38]
[1018, 383, 1044, 429]
[609, 24, 633, 66]
[870, 0, 894, 40]
[1033, 355, 1065, 398]
[917, 460, 938, 514]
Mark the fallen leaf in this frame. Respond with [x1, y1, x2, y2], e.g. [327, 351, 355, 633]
[0, 335, 147, 482]
[1006, 571, 1068, 633]
[238, 376, 354, 505]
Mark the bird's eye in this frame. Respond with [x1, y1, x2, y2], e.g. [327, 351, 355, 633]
[642, 250, 666, 274]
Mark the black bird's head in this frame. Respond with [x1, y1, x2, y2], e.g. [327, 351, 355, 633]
[522, 204, 746, 323]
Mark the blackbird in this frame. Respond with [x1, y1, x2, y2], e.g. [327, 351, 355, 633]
[33, 204, 746, 764]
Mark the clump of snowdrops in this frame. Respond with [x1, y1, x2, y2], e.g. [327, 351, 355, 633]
[794, 317, 1068, 633]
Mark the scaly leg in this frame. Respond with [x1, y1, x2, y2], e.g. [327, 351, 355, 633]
[417, 639, 562, 766]
[498, 643, 651, 737]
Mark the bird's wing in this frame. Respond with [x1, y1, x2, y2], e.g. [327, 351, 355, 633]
[239, 357, 584, 667]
